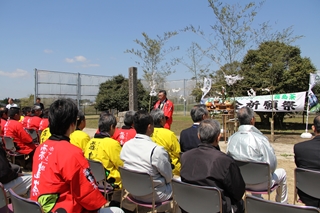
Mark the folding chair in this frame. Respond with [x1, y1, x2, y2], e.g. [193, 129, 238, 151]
[172, 179, 223, 213]
[0, 183, 13, 213]
[294, 168, 320, 205]
[8, 188, 43, 213]
[245, 195, 320, 213]
[3, 136, 24, 164]
[25, 129, 39, 145]
[234, 160, 278, 200]
[87, 159, 114, 199]
[119, 166, 173, 213]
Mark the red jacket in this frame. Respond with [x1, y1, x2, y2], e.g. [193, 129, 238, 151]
[39, 118, 49, 131]
[112, 126, 136, 146]
[153, 99, 174, 129]
[31, 139, 107, 213]
[26, 116, 42, 130]
[21, 115, 31, 128]
[0, 118, 6, 137]
[3, 119, 34, 154]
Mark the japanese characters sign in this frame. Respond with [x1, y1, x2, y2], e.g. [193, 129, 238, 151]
[235, 92, 306, 112]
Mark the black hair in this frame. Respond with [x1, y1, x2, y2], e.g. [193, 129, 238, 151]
[0, 107, 8, 118]
[76, 111, 85, 128]
[42, 108, 49, 118]
[158, 90, 167, 96]
[124, 111, 135, 126]
[133, 110, 153, 134]
[22, 107, 32, 116]
[8, 107, 20, 119]
[49, 99, 78, 135]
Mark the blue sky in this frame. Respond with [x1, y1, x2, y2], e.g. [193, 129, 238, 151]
[1, 0, 319, 100]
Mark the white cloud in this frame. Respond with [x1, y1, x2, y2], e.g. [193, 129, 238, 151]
[65, 58, 75, 63]
[0, 69, 28, 78]
[75, 55, 87, 62]
[44, 49, 53, 54]
[65, 55, 87, 63]
[82, 64, 100, 68]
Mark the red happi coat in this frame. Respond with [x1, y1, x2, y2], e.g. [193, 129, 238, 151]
[153, 99, 174, 129]
[3, 119, 34, 154]
[30, 139, 107, 213]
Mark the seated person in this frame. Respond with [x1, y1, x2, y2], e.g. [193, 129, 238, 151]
[39, 108, 49, 131]
[21, 107, 32, 128]
[30, 98, 124, 213]
[84, 112, 134, 211]
[112, 111, 136, 146]
[70, 111, 90, 152]
[294, 115, 320, 207]
[150, 108, 181, 176]
[0, 145, 31, 197]
[179, 104, 209, 152]
[0, 107, 8, 137]
[120, 110, 173, 203]
[3, 107, 35, 156]
[227, 106, 288, 203]
[25, 104, 42, 130]
[180, 119, 245, 213]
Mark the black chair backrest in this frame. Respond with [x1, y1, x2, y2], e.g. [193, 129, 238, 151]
[172, 179, 222, 213]
[3, 137, 16, 151]
[295, 168, 320, 199]
[246, 195, 320, 213]
[234, 160, 270, 185]
[0, 183, 9, 212]
[8, 188, 44, 213]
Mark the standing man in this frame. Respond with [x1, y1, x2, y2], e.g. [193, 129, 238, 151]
[35, 97, 44, 110]
[153, 90, 174, 129]
[227, 106, 288, 204]
[6, 98, 18, 109]
[294, 115, 320, 207]
[180, 119, 245, 213]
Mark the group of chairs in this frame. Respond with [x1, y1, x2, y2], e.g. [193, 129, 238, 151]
[0, 183, 43, 213]
[1, 128, 40, 164]
[117, 160, 320, 213]
[1, 158, 320, 213]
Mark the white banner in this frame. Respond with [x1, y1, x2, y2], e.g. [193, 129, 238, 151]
[310, 71, 320, 89]
[235, 91, 306, 112]
[201, 77, 212, 100]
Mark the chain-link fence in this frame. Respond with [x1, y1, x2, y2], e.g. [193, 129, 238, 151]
[35, 69, 198, 114]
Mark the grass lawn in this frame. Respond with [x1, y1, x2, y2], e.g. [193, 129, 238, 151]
[85, 112, 314, 136]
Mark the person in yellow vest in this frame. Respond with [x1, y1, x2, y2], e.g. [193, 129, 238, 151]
[70, 111, 90, 152]
[150, 108, 181, 176]
[84, 112, 135, 211]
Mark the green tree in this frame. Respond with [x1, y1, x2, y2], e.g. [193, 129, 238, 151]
[238, 41, 316, 127]
[125, 32, 179, 91]
[185, 0, 302, 90]
[95, 75, 149, 112]
[19, 94, 35, 108]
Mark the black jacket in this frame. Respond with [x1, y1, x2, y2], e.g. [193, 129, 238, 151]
[180, 143, 245, 213]
[179, 124, 201, 152]
[0, 146, 18, 184]
[294, 135, 320, 207]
